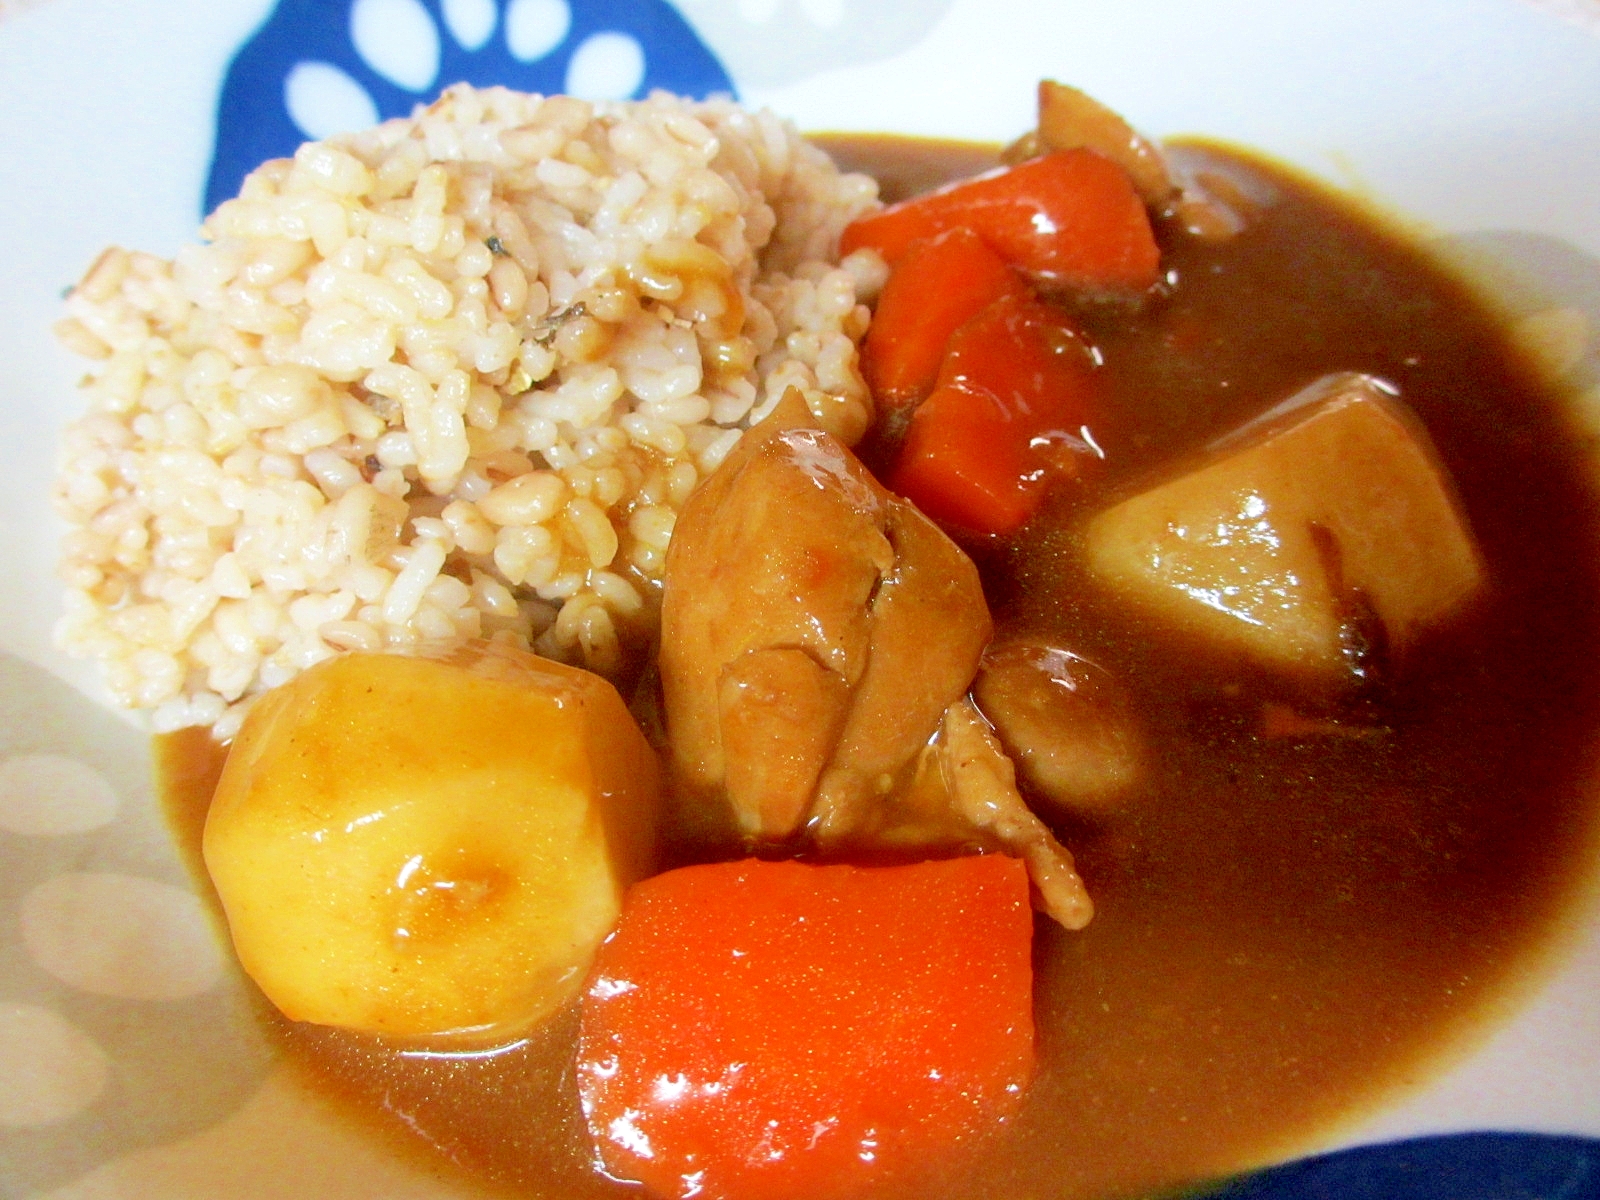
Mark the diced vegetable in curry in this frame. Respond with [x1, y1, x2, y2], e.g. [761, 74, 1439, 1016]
[578, 856, 1036, 1200]
[1084, 371, 1485, 682]
[204, 644, 660, 1039]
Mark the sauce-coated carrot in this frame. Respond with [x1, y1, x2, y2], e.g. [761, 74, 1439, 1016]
[841, 149, 1160, 291]
[888, 292, 1102, 535]
[577, 855, 1036, 1200]
[860, 226, 1028, 410]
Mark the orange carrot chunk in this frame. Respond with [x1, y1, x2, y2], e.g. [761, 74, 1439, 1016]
[860, 226, 1029, 410]
[577, 856, 1036, 1200]
[889, 382, 1043, 534]
[840, 149, 1161, 291]
[888, 292, 1103, 535]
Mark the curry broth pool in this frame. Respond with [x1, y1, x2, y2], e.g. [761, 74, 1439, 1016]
[157, 137, 1600, 1200]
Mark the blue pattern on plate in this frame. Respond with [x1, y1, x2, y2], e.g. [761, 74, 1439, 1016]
[204, 0, 734, 215]
[1216, 1133, 1600, 1199]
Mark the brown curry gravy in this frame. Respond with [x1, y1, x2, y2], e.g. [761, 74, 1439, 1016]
[159, 138, 1600, 1199]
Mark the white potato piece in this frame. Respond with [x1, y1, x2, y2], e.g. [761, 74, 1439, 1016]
[203, 643, 660, 1041]
[1084, 373, 1485, 680]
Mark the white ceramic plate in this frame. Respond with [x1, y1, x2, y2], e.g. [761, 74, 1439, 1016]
[2, 1, 1599, 1196]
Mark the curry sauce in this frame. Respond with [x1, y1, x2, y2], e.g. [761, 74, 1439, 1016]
[159, 139, 1600, 1200]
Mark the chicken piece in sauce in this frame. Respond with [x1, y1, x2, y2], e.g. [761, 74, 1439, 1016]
[660, 388, 988, 840]
[973, 640, 1146, 814]
[894, 699, 1093, 929]
[1004, 79, 1245, 240]
[659, 389, 1090, 926]
[1009, 80, 1175, 211]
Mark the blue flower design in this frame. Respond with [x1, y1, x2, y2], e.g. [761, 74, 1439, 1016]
[204, 0, 735, 215]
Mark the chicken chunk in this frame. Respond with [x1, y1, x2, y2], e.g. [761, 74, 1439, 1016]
[842, 697, 1092, 929]
[972, 641, 1145, 813]
[660, 390, 1092, 928]
[936, 699, 1094, 930]
[1004, 80, 1245, 240]
[1031, 80, 1175, 210]
[659, 390, 991, 842]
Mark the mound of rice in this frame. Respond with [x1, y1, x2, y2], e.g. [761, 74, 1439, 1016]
[52, 85, 885, 738]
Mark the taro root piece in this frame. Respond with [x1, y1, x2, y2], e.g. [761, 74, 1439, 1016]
[1083, 372, 1485, 683]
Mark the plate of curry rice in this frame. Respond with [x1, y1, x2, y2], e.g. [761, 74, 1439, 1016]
[1, 2, 1599, 1199]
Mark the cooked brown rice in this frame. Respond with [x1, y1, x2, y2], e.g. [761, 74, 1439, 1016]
[52, 84, 886, 737]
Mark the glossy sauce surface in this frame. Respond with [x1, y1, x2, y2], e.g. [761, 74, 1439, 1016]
[161, 138, 1600, 1200]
